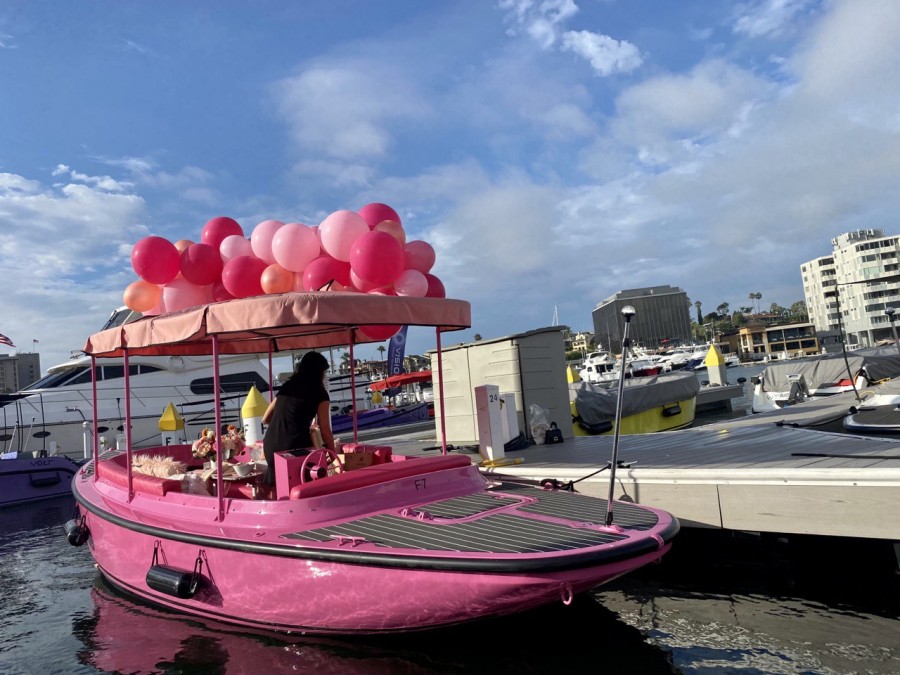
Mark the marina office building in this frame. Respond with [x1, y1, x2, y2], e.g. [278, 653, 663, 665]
[802, 229, 900, 348]
[592, 285, 692, 353]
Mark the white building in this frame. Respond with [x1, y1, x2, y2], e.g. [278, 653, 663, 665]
[802, 229, 900, 347]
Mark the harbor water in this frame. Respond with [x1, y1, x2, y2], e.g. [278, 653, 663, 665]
[2, 364, 898, 674]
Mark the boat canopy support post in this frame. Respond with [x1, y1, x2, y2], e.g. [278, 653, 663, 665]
[123, 349, 134, 501]
[349, 330, 358, 443]
[212, 334, 225, 521]
[605, 305, 635, 527]
[267, 339, 274, 402]
[436, 327, 447, 456]
[91, 355, 99, 480]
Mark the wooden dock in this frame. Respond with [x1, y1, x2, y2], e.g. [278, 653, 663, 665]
[379, 382, 900, 541]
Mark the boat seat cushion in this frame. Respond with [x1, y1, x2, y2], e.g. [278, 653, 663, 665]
[97, 451, 188, 496]
[289, 454, 471, 500]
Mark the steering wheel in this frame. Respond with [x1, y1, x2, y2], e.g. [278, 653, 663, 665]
[300, 448, 343, 483]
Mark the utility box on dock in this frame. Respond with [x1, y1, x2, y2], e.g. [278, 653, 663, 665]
[430, 327, 572, 445]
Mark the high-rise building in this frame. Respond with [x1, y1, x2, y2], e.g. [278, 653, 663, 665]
[801, 229, 900, 347]
[0, 353, 41, 393]
[591, 285, 692, 353]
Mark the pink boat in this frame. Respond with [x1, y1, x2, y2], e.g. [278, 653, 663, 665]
[67, 292, 678, 634]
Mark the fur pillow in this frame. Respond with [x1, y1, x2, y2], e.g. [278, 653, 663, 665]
[133, 454, 186, 478]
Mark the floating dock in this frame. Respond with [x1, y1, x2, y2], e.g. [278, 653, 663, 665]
[384, 381, 900, 541]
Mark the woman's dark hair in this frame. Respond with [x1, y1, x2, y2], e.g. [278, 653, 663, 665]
[293, 351, 329, 383]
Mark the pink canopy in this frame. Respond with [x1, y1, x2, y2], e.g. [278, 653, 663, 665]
[83, 292, 471, 357]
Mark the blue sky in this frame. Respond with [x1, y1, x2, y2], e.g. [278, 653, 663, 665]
[2, 0, 900, 371]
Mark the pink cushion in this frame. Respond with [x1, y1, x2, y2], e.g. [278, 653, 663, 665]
[97, 456, 183, 496]
[289, 454, 471, 500]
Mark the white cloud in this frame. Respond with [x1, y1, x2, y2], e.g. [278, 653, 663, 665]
[499, 0, 579, 49]
[560, 30, 642, 76]
[733, 0, 812, 39]
[273, 62, 430, 161]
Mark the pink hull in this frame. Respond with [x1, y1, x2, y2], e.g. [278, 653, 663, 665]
[86, 512, 668, 633]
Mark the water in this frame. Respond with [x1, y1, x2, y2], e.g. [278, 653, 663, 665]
[1, 494, 897, 674]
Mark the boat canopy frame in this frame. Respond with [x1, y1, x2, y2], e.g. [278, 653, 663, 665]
[81, 292, 471, 518]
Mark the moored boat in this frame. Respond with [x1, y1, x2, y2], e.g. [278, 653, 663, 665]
[570, 371, 699, 435]
[67, 292, 678, 634]
[0, 453, 82, 506]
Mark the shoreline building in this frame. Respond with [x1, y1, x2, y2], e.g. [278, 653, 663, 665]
[802, 229, 900, 348]
[592, 285, 692, 354]
[0, 352, 41, 394]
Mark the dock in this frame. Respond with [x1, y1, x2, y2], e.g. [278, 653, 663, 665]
[378, 381, 900, 541]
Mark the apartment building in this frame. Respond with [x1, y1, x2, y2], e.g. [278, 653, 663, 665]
[802, 229, 900, 347]
[592, 285, 692, 353]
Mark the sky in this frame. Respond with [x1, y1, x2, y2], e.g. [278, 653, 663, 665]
[2, 0, 900, 373]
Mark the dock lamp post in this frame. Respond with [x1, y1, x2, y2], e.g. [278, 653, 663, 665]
[606, 305, 635, 527]
[885, 307, 900, 358]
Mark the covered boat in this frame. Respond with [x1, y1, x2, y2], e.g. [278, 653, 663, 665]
[68, 292, 678, 634]
[750, 346, 900, 413]
[571, 371, 700, 435]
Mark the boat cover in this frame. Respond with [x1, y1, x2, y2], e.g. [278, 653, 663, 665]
[759, 346, 900, 389]
[572, 371, 700, 423]
[82, 293, 471, 357]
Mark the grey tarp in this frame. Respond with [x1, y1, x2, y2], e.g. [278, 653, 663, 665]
[572, 371, 701, 424]
[758, 345, 900, 391]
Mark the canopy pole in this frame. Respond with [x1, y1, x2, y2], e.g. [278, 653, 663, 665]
[123, 350, 134, 502]
[349, 330, 358, 443]
[267, 338, 274, 402]
[91, 355, 99, 482]
[436, 328, 447, 456]
[213, 335, 225, 521]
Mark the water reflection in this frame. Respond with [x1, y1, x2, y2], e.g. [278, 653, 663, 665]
[74, 578, 677, 674]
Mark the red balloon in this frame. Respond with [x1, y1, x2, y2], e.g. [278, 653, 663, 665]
[131, 236, 180, 285]
[404, 240, 436, 274]
[221, 256, 267, 298]
[211, 280, 235, 302]
[358, 203, 400, 229]
[180, 243, 223, 286]
[201, 216, 243, 250]
[360, 324, 401, 340]
[302, 255, 352, 291]
[425, 273, 446, 298]
[349, 231, 404, 286]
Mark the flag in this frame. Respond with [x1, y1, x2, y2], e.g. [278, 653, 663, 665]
[0, 333, 14, 348]
[386, 326, 409, 376]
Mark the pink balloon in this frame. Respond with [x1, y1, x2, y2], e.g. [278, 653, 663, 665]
[425, 273, 446, 298]
[350, 270, 377, 292]
[349, 231, 405, 286]
[222, 256, 267, 298]
[374, 220, 406, 245]
[180, 243, 223, 286]
[368, 287, 397, 296]
[143, 294, 166, 316]
[123, 280, 161, 312]
[319, 210, 369, 262]
[261, 263, 294, 294]
[394, 269, 428, 297]
[162, 278, 213, 313]
[212, 280, 234, 302]
[220, 235, 253, 263]
[272, 222, 320, 272]
[131, 236, 180, 285]
[358, 203, 400, 229]
[303, 255, 352, 291]
[360, 324, 401, 341]
[250, 220, 285, 264]
[201, 216, 243, 249]
[404, 240, 436, 274]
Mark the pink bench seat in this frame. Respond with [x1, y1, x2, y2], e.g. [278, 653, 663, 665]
[289, 455, 471, 500]
[96, 446, 200, 497]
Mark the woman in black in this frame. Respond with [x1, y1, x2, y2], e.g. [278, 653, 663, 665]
[261, 351, 334, 488]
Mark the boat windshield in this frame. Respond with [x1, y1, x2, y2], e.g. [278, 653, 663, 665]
[23, 367, 88, 391]
[99, 307, 142, 332]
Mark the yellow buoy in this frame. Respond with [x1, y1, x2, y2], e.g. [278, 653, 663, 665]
[158, 402, 184, 432]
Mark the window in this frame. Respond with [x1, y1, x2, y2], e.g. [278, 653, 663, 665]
[190, 372, 271, 395]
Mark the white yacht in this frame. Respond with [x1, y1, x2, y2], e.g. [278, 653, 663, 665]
[0, 308, 371, 458]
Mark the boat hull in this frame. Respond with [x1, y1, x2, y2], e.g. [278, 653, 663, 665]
[0, 456, 81, 507]
[72, 449, 677, 634]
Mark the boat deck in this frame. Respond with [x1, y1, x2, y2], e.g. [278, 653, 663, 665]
[380, 382, 900, 540]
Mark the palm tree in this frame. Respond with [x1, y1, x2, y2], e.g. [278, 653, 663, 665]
[694, 300, 702, 325]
